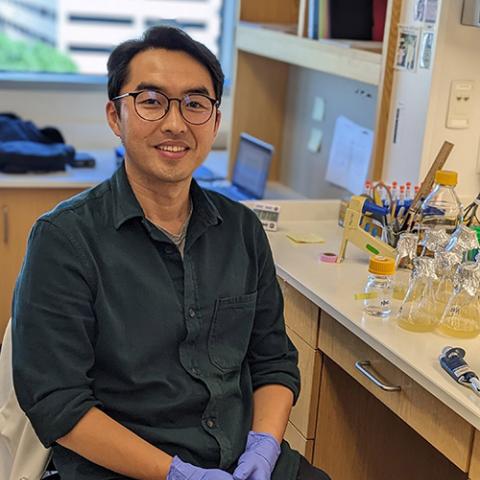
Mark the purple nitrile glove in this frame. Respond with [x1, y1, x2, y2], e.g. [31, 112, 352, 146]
[167, 456, 234, 480]
[232, 431, 281, 480]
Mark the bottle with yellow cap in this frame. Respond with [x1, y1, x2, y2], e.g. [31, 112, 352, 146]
[364, 256, 395, 317]
[418, 170, 463, 243]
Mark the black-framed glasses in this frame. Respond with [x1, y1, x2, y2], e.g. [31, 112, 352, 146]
[112, 89, 219, 125]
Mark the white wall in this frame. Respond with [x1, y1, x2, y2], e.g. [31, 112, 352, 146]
[381, 0, 437, 186]
[281, 66, 378, 199]
[383, 0, 480, 199]
[422, 0, 480, 198]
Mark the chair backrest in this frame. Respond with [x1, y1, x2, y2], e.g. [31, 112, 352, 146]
[0, 319, 51, 480]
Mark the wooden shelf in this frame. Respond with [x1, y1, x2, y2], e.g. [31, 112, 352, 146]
[236, 23, 383, 86]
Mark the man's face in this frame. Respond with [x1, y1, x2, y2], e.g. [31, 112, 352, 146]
[106, 48, 221, 186]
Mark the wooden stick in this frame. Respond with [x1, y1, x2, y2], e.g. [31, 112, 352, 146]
[400, 141, 454, 231]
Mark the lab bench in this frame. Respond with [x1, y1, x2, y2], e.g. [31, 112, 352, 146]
[263, 200, 480, 480]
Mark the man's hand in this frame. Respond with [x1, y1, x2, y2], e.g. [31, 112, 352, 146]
[167, 455, 234, 479]
[232, 431, 281, 480]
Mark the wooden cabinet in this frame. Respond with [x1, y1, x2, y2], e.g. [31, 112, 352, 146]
[279, 278, 322, 461]
[230, 0, 402, 186]
[470, 430, 480, 480]
[314, 357, 468, 480]
[317, 312, 473, 472]
[279, 278, 477, 479]
[0, 188, 82, 340]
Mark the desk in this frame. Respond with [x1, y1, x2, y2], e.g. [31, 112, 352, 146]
[260, 200, 480, 480]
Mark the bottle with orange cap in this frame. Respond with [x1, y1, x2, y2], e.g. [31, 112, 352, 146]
[418, 170, 463, 236]
[363, 256, 395, 317]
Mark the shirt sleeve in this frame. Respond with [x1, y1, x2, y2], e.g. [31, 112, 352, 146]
[247, 219, 301, 404]
[12, 218, 102, 447]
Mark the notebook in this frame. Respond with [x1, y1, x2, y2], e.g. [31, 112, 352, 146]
[202, 133, 274, 201]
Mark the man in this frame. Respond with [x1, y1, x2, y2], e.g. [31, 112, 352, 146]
[12, 26, 330, 480]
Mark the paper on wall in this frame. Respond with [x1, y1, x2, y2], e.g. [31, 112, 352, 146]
[307, 127, 323, 153]
[325, 116, 373, 195]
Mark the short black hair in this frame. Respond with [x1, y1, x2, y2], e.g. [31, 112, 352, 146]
[107, 25, 224, 104]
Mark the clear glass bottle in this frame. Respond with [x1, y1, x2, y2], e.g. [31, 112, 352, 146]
[364, 256, 395, 317]
[418, 170, 463, 238]
[438, 262, 480, 338]
[397, 257, 439, 332]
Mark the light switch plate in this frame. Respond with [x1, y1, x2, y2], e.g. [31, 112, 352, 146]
[446, 80, 475, 129]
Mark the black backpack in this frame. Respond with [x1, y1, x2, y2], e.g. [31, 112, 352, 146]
[0, 113, 74, 173]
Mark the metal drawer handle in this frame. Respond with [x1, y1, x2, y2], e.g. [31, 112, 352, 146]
[355, 360, 401, 392]
[2, 205, 8, 245]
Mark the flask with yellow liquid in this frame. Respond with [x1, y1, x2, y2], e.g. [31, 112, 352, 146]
[397, 256, 439, 332]
[432, 251, 462, 320]
[438, 262, 480, 338]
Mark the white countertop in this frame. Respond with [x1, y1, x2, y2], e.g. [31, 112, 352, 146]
[0, 150, 304, 200]
[0, 150, 118, 189]
[258, 200, 480, 431]
[0, 150, 230, 189]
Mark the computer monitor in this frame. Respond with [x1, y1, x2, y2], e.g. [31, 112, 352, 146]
[231, 133, 274, 199]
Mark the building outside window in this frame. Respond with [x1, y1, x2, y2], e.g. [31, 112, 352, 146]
[0, 0, 234, 79]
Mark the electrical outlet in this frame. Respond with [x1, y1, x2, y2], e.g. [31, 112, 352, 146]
[446, 80, 475, 129]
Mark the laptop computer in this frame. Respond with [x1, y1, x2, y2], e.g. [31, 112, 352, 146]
[202, 133, 274, 201]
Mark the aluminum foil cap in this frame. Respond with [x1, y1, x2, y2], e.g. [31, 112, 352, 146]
[421, 228, 450, 253]
[396, 233, 418, 265]
[446, 225, 480, 254]
[453, 261, 480, 296]
[434, 251, 462, 279]
[413, 256, 437, 280]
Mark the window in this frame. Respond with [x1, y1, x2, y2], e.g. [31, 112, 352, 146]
[0, 0, 236, 85]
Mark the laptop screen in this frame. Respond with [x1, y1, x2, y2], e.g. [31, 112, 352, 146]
[232, 133, 274, 199]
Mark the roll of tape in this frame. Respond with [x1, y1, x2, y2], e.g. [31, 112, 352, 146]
[320, 252, 338, 263]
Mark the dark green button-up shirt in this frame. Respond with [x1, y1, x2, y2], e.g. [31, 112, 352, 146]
[12, 164, 301, 479]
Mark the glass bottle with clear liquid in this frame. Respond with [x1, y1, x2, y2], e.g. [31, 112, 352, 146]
[417, 170, 463, 245]
[364, 256, 395, 317]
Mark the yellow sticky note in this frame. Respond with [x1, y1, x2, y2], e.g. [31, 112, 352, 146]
[354, 292, 378, 300]
[286, 233, 325, 244]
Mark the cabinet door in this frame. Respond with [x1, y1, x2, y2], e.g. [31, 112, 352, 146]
[314, 358, 468, 480]
[317, 311, 473, 471]
[0, 188, 82, 340]
[470, 430, 480, 480]
[281, 279, 319, 347]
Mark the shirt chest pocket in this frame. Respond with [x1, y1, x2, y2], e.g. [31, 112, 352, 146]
[208, 292, 257, 371]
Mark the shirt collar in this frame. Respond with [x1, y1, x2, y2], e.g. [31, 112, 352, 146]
[111, 162, 223, 230]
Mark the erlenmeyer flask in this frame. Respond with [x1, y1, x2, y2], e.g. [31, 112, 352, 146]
[438, 262, 480, 338]
[432, 251, 461, 319]
[397, 257, 439, 332]
[393, 233, 418, 301]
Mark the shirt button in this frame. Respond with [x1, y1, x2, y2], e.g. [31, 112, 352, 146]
[206, 418, 216, 429]
[192, 367, 200, 376]
[188, 308, 196, 318]
[164, 246, 175, 255]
